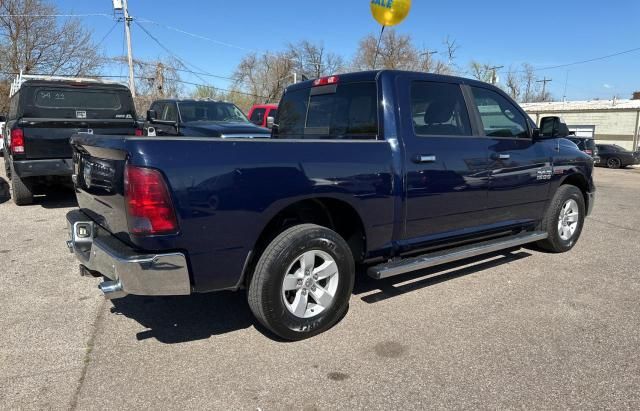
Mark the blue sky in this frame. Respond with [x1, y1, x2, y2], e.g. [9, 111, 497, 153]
[57, 0, 639, 101]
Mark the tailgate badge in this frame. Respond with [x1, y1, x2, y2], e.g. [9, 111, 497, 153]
[76, 110, 87, 119]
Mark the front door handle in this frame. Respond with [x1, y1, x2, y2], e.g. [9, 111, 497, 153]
[413, 154, 437, 163]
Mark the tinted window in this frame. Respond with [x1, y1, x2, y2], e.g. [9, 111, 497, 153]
[267, 109, 278, 120]
[178, 102, 248, 123]
[275, 82, 378, 140]
[411, 82, 471, 136]
[568, 138, 585, 150]
[35, 89, 121, 110]
[250, 108, 266, 125]
[162, 103, 178, 122]
[471, 87, 529, 138]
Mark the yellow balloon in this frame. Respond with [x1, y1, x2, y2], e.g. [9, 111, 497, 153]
[370, 0, 412, 27]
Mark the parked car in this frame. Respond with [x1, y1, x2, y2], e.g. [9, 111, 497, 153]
[248, 104, 278, 128]
[595, 144, 639, 169]
[567, 136, 600, 164]
[144, 99, 270, 138]
[66, 70, 595, 340]
[2, 74, 140, 205]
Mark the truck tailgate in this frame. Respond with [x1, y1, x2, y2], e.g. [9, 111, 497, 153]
[22, 119, 137, 160]
[71, 134, 131, 245]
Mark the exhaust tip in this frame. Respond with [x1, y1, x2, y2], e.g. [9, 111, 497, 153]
[98, 280, 127, 300]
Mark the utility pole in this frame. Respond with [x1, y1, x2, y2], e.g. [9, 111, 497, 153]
[419, 50, 438, 72]
[537, 77, 552, 100]
[122, 0, 136, 97]
[488, 65, 504, 85]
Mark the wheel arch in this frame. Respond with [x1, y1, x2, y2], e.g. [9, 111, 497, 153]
[559, 172, 590, 211]
[242, 196, 367, 287]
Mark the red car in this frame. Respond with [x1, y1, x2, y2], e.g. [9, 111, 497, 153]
[248, 104, 278, 128]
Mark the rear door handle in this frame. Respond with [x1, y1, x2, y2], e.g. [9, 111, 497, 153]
[413, 155, 437, 163]
[492, 153, 511, 160]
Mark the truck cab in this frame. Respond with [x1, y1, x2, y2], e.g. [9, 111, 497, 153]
[66, 70, 595, 340]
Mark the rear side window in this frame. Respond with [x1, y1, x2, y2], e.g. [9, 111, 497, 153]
[35, 89, 121, 110]
[411, 82, 471, 136]
[274, 81, 378, 140]
[250, 108, 266, 125]
[471, 87, 529, 138]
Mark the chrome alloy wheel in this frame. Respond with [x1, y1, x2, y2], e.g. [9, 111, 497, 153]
[558, 199, 580, 241]
[281, 250, 340, 319]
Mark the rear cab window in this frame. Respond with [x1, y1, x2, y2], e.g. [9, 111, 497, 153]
[20, 83, 136, 120]
[274, 81, 378, 140]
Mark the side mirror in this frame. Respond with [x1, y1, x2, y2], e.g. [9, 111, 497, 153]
[539, 116, 570, 138]
[266, 116, 275, 129]
[146, 110, 158, 122]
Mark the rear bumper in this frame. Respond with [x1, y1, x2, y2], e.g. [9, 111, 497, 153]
[14, 158, 73, 178]
[66, 210, 191, 299]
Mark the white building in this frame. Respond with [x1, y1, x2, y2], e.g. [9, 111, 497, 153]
[522, 99, 640, 151]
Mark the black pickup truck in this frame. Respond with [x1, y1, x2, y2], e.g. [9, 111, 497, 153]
[66, 70, 595, 340]
[2, 77, 140, 205]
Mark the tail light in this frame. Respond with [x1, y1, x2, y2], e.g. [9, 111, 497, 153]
[135, 129, 143, 137]
[124, 165, 178, 235]
[10, 128, 25, 154]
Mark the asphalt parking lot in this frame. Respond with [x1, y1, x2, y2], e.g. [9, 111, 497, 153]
[1, 157, 639, 410]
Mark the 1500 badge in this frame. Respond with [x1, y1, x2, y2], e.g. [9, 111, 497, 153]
[537, 166, 553, 180]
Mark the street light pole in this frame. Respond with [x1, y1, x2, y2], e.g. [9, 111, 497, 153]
[122, 0, 136, 97]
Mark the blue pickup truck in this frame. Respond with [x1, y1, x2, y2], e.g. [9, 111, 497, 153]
[66, 70, 595, 340]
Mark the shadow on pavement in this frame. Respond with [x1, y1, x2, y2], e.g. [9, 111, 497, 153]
[33, 184, 78, 209]
[109, 291, 258, 344]
[108, 249, 533, 344]
[353, 249, 533, 304]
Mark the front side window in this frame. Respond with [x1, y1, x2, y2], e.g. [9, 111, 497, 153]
[250, 108, 266, 125]
[274, 81, 378, 140]
[411, 82, 471, 136]
[471, 87, 529, 138]
[162, 103, 178, 122]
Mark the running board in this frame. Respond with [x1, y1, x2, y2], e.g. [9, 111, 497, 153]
[368, 231, 548, 280]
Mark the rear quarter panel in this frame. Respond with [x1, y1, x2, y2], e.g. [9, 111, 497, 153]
[124, 137, 395, 292]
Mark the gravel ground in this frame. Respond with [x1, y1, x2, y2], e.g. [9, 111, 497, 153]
[1, 157, 639, 410]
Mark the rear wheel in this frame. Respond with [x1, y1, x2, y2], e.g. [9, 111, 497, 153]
[248, 224, 355, 341]
[537, 185, 585, 253]
[607, 157, 622, 169]
[10, 165, 34, 206]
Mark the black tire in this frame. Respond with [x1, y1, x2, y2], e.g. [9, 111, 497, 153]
[248, 224, 355, 341]
[10, 165, 34, 206]
[537, 185, 585, 253]
[606, 157, 621, 169]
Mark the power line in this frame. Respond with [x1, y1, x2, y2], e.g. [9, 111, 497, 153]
[95, 21, 120, 48]
[0, 13, 112, 18]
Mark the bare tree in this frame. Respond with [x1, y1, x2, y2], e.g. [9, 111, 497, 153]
[505, 66, 522, 101]
[287, 40, 345, 79]
[469, 61, 494, 83]
[233, 51, 295, 107]
[0, 0, 102, 76]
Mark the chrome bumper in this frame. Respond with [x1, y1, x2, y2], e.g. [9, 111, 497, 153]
[66, 210, 191, 299]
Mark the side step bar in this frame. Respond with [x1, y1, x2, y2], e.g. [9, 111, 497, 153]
[368, 231, 548, 280]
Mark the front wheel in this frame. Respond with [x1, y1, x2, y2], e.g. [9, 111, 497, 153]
[247, 224, 355, 341]
[537, 185, 585, 253]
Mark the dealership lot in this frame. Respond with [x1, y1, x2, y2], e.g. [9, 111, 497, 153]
[1, 158, 639, 410]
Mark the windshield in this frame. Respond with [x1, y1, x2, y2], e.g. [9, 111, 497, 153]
[178, 101, 249, 123]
